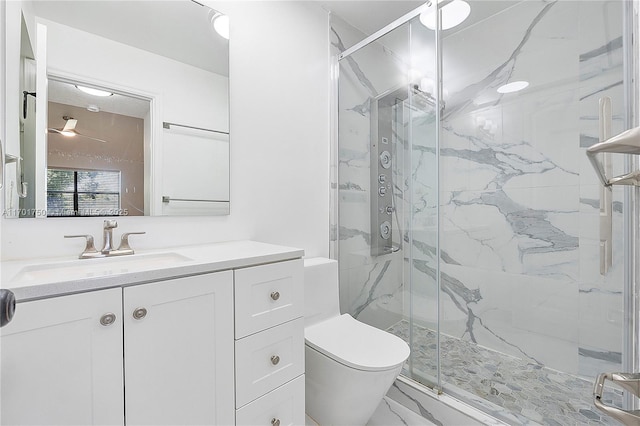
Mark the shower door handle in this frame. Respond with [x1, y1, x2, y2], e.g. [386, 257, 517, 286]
[598, 97, 613, 275]
[593, 372, 640, 425]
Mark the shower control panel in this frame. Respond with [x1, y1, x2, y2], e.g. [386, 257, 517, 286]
[370, 93, 399, 257]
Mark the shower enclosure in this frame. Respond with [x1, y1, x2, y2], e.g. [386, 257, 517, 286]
[331, 1, 639, 424]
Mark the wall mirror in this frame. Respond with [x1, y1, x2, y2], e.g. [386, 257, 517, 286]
[5, 0, 230, 218]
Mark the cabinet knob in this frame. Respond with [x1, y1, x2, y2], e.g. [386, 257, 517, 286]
[270, 291, 280, 301]
[100, 313, 116, 326]
[270, 355, 280, 366]
[271, 418, 280, 426]
[132, 307, 147, 320]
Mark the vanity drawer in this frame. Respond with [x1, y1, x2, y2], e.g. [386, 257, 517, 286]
[235, 318, 304, 408]
[235, 375, 305, 426]
[234, 259, 303, 338]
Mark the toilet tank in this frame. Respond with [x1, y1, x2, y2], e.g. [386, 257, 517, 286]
[303, 257, 340, 327]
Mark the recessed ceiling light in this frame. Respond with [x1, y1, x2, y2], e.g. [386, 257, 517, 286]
[86, 104, 100, 112]
[497, 81, 530, 94]
[420, 0, 471, 31]
[208, 11, 229, 40]
[76, 85, 113, 97]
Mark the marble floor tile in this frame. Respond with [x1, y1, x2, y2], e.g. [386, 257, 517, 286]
[388, 320, 624, 425]
[305, 396, 436, 426]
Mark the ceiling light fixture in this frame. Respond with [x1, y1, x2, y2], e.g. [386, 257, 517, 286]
[420, 0, 471, 31]
[497, 81, 530, 94]
[208, 10, 229, 40]
[76, 85, 113, 97]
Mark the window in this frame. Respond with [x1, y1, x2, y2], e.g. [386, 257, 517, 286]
[47, 169, 122, 217]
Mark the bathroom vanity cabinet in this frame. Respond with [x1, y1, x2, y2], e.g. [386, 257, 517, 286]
[0, 241, 305, 426]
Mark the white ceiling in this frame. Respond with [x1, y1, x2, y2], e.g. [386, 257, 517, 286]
[319, 1, 425, 36]
[31, 0, 229, 77]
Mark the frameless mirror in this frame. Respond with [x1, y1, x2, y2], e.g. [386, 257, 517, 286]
[6, 0, 229, 218]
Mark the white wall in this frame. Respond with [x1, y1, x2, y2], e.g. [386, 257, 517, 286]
[1, 1, 330, 261]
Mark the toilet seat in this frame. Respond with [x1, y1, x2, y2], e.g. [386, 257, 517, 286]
[305, 314, 410, 372]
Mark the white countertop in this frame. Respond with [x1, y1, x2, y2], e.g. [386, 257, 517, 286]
[1, 240, 304, 302]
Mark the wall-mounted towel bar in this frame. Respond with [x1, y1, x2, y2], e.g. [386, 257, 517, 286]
[162, 121, 229, 135]
[162, 196, 227, 204]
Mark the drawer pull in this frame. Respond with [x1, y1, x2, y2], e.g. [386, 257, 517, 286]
[270, 355, 280, 365]
[271, 418, 280, 426]
[270, 291, 280, 301]
[132, 307, 148, 320]
[100, 313, 116, 326]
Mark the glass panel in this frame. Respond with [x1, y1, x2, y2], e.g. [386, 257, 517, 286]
[77, 170, 120, 193]
[46, 192, 73, 216]
[334, 17, 415, 359]
[46, 169, 74, 192]
[334, 12, 439, 389]
[404, 17, 440, 387]
[437, 1, 626, 423]
[78, 193, 120, 216]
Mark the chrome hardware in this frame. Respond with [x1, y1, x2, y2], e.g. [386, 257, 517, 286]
[271, 418, 280, 426]
[111, 232, 146, 256]
[101, 220, 119, 254]
[270, 355, 280, 366]
[66, 222, 145, 259]
[132, 307, 148, 320]
[378, 186, 386, 196]
[379, 151, 391, 169]
[100, 313, 116, 326]
[270, 291, 280, 301]
[594, 372, 640, 424]
[386, 206, 394, 214]
[378, 174, 386, 184]
[380, 221, 391, 240]
[64, 235, 102, 259]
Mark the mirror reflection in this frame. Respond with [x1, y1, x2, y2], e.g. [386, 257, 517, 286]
[8, 0, 230, 218]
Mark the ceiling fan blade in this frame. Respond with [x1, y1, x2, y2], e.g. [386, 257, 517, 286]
[62, 119, 78, 132]
[47, 128, 63, 134]
[76, 133, 108, 143]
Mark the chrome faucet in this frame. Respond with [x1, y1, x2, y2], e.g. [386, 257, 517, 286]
[102, 219, 118, 254]
[65, 220, 146, 259]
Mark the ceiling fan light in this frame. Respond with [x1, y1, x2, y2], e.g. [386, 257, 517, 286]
[75, 85, 113, 97]
[60, 130, 76, 137]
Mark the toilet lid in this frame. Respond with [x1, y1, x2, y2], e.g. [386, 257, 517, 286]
[305, 314, 410, 372]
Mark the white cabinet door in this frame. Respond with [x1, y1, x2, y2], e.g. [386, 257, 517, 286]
[123, 272, 235, 426]
[0, 288, 124, 425]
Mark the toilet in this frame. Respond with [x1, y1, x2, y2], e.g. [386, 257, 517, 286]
[304, 257, 410, 426]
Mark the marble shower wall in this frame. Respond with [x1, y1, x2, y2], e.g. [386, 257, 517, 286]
[333, 0, 627, 386]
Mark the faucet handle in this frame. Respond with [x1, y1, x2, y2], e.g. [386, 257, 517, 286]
[118, 232, 146, 253]
[64, 234, 101, 259]
[104, 219, 118, 229]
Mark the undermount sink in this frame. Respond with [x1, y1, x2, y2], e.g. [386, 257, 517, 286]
[12, 252, 192, 283]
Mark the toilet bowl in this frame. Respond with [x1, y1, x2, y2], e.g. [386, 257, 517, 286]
[304, 258, 410, 426]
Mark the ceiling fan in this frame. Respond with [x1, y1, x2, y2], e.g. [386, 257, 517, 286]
[47, 116, 107, 143]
